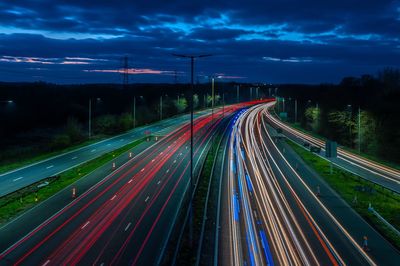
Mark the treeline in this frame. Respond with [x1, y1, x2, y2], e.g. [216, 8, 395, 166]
[0, 81, 265, 162]
[277, 68, 400, 164]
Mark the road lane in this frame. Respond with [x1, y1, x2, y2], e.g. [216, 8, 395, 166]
[0, 104, 250, 265]
[221, 103, 390, 265]
[264, 102, 400, 193]
[0, 110, 210, 197]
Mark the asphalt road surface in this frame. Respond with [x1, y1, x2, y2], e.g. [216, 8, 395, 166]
[219, 102, 400, 266]
[263, 102, 400, 193]
[0, 110, 210, 197]
[0, 104, 250, 265]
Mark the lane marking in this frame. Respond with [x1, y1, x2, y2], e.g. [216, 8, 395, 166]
[42, 260, 51, 266]
[141, 168, 145, 172]
[166, 169, 170, 173]
[107, 144, 111, 146]
[152, 159, 155, 162]
[91, 149, 96, 152]
[125, 222, 132, 232]
[173, 160, 176, 164]
[179, 153, 183, 156]
[128, 179, 133, 184]
[120, 139, 124, 141]
[71, 156, 78, 160]
[46, 165, 54, 169]
[81, 221, 90, 229]
[13, 177, 24, 182]
[111, 195, 117, 201]
[160, 152, 163, 155]
[145, 196, 150, 202]
[157, 180, 161, 185]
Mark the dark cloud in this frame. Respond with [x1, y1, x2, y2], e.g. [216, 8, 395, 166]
[0, 0, 399, 83]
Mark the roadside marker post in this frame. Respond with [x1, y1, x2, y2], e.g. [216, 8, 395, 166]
[72, 187, 76, 198]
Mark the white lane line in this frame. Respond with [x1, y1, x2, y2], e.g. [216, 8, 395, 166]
[100, 263, 105, 266]
[128, 179, 133, 184]
[141, 168, 145, 172]
[125, 222, 132, 231]
[13, 177, 24, 182]
[145, 196, 150, 202]
[157, 180, 161, 185]
[120, 139, 124, 141]
[91, 149, 96, 152]
[179, 153, 183, 156]
[173, 160, 176, 164]
[46, 165, 54, 169]
[107, 143, 111, 146]
[168, 145, 170, 148]
[42, 260, 51, 266]
[166, 169, 170, 173]
[81, 221, 90, 229]
[160, 152, 163, 155]
[71, 156, 78, 160]
[111, 195, 117, 201]
[152, 159, 155, 162]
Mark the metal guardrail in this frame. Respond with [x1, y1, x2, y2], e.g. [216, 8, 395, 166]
[368, 205, 400, 237]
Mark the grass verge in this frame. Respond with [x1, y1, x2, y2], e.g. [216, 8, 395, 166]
[0, 135, 107, 175]
[286, 139, 400, 250]
[0, 138, 145, 225]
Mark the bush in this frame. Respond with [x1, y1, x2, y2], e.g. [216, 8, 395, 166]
[51, 134, 71, 149]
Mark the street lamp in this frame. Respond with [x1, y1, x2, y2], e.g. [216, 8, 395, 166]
[172, 53, 212, 246]
[88, 97, 101, 139]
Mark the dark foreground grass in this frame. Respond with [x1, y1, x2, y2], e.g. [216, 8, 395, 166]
[287, 140, 400, 250]
[0, 138, 145, 225]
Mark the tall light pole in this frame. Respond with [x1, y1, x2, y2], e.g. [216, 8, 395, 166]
[160, 95, 163, 120]
[358, 106, 361, 153]
[88, 98, 101, 139]
[88, 99, 92, 139]
[133, 96, 136, 128]
[211, 77, 215, 128]
[236, 85, 240, 103]
[172, 53, 212, 246]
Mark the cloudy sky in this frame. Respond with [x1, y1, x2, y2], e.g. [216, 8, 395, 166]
[0, 0, 399, 84]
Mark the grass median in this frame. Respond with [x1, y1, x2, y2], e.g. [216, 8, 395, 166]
[286, 139, 400, 250]
[175, 133, 223, 264]
[0, 138, 146, 225]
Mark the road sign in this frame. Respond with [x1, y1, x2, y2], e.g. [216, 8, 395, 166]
[325, 140, 337, 158]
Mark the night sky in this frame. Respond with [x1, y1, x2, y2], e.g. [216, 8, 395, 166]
[0, 1, 399, 84]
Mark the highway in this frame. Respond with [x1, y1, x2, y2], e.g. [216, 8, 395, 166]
[0, 110, 210, 197]
[220, 102, 400, 265]
[0, 104, 249, 265]
[263, 102, 400, 193]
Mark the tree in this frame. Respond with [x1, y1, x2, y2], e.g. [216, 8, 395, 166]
[304, 107, 321, 133]
[327, 110, 355, 147]
[118, 113, 133, 131]
[94, 115, 117, 135]
[66, 117, 83, 142]
[354, 110, 378, 154]
[174, 98, 188, 113]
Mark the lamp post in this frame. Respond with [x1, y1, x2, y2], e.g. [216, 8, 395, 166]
[133, 96, 136, 128]
[358, 106, 361, 153]
[172, 53, 212, 246]
[88, 98, 101, 139]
